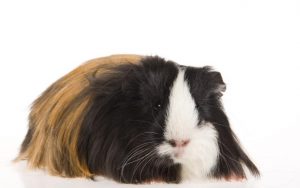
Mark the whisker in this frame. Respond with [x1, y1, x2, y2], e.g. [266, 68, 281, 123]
[139, 154, 158, 181]
[121, 142, 156, 166]
[126, 132, 161, 146]
[130, 150, 158, 182]
[120, 147, 153, 181]
[120, 140, 162, 181]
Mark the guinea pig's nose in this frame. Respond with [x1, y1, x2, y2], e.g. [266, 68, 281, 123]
[167, 139, 190, 147]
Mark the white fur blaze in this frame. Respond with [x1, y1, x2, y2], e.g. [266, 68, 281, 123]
[157, 69, 219, 181]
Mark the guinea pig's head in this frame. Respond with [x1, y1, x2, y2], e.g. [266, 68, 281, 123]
[79, 56, 259, 183]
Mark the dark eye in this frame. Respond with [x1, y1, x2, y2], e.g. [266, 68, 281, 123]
[153, 103, 162, 111]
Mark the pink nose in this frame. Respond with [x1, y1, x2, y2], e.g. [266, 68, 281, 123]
[167, 139, 190, 147]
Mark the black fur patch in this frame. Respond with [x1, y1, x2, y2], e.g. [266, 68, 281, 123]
[77, 56, 181, 183]
[184, 66, 260, 179]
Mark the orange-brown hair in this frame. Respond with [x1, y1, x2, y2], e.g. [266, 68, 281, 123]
[16, 54, 143, 177]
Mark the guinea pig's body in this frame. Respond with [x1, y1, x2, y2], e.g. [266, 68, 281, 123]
[17, 54, 259, 183]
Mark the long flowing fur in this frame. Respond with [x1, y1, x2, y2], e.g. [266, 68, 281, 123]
[16, 55, 259, 183]
[16, 55, 142, 177]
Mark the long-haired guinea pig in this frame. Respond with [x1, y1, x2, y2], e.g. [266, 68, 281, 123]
[16, 54, 259, 183]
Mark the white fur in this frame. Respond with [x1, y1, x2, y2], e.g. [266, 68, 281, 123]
[157, 69, 219, 181]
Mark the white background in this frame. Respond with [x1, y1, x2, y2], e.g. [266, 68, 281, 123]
[0, 0, 299, 188]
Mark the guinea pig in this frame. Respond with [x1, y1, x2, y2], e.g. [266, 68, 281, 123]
[16, 54, 259, 183]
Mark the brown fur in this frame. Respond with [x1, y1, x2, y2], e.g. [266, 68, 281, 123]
[16, 54, 143, 177]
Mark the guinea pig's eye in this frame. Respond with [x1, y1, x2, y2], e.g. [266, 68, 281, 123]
[153, 102, 162, 111]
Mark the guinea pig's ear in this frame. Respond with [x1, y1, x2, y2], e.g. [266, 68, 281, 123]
[203, 67, 226, 97]
[209, 70, 226, 94]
